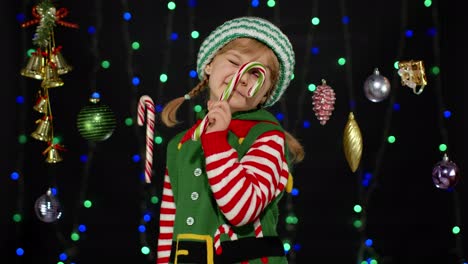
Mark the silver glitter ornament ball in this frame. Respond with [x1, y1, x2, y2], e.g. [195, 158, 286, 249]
[34, 188, 62, 223]
[363, 68, 391, 102]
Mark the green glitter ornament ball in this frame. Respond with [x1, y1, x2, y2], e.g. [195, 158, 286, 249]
[76, 98, 116, 141]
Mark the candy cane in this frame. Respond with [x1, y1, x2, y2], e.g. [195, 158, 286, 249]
[191, 61, 266, 141]
[213, 224, 238, 255]
[137, 95, 155, 183]
[253, 219, 269, 264]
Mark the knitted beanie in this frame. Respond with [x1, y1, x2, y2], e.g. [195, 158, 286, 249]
[196, 16, 295, 107]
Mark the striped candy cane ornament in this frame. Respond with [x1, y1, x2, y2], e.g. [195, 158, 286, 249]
[191, 61, 266, 141]
[137, 95, 156, 183]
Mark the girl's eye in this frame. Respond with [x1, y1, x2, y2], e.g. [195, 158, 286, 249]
[251, 70, 260, 77]
[228, 60, 239, 66]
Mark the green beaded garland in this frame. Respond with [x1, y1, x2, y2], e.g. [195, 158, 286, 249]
[76, 99, 116, 141]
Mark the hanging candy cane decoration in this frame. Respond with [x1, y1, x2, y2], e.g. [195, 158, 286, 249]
[137, 95, 156, 183]
[191, 61, 266, 141]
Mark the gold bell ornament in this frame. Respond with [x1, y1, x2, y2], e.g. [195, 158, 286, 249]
[397, 60, 428, 95]
[33, 91, 48, 113]
[31, 115, 53, 142]
[343, 112, 363, 173]
[41, 63, 64, 89]
[50, 46, 73, 75]
[20, 49, 45, 80]
[43, 144, 64, 163]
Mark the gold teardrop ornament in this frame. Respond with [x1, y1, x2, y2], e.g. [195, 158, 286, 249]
[343, 112, 363, 172]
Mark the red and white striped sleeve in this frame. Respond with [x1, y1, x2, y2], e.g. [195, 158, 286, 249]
[156, 168, 175, 264]
[201, 130, 289, 226]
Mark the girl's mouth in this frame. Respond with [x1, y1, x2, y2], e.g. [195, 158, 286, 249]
[234, 90, 246, 98]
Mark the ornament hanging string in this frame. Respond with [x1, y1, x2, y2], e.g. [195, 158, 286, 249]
[191, 61, 266, 141]
[21, 6, 79, 29]
[137, 95, 156, 183]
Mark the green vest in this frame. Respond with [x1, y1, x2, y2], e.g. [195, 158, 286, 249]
[166, 109, 289, 263]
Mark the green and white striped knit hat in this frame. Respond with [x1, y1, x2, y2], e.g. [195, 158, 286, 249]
[196, 16, 295, 107]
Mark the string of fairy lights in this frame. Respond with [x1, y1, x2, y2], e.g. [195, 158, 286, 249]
[334, 1, 379, 261]
[55, 0, 109, 262]
[118, 0, 176, 260]
[336, 0, 375, 261]
[118, 0, 153, 259]
[10, 0, 32, 259]
[429, 3, 465, 263]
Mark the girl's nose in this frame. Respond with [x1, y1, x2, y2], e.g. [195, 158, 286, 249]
[239, 72, 251, 87]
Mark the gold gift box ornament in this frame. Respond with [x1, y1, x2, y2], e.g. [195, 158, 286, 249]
[397, 60, 428, 95]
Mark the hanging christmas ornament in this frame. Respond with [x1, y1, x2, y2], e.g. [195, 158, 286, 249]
[432, 153, 460, 190]
[21, 0, 79, 47]
[33, 90, 48, 113]
[20, 0, 78, 82]
[343, 112, 363, 172]
[43, 143, 65, 163]
[20, 48, 45, 80]
[50, 46, 73, 75]
[34, 188, 62, 223]
[363, 68, 391, 102]
[312, 79, 336, 125]
[76, 95, 116, 142]
[21, 0, 78, 161]
[137, 95, 156, 183]
[397, 60, 427, 95]
[31, 115, 53, 142]
[41, 62, 64, 89]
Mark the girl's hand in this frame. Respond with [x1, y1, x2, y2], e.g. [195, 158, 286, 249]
[205, 100, 231, 133]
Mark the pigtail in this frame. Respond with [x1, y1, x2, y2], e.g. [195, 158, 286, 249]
[284, 131, 305, 164]
[161, 78, 209, 127]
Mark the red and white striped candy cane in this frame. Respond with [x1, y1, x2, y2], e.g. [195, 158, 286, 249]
[214, 224, 238, 255]
[253, 219, 269, 264]
[191, 61, 266, 141]
[214, 224, 249, 264]
[137, 95, 155, 183]
[214, 222, 270, 264]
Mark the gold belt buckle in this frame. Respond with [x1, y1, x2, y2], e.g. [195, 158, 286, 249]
[175, 233, 214, 264]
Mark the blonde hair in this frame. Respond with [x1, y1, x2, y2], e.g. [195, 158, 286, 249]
[161, 38, 304, 163]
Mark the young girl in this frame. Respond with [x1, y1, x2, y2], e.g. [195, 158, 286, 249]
[157, 16, 304, 264]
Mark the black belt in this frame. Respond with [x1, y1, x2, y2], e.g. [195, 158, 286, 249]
[170, 236, 285, 263]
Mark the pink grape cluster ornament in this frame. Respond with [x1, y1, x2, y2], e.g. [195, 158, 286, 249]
[312, 79, 336, 125]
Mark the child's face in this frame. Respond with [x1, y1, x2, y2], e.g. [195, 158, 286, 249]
[204, 39, 277, 113]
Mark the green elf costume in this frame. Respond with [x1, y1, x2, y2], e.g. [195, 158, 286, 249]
[157, 17, 296, 264]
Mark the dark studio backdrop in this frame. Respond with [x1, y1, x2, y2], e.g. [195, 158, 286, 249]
[1, 0, 466, 263]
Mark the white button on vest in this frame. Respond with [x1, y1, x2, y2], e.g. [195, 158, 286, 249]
[194, 168, 202, 177]
[186, 217, 194, 225]
[191, 192, 199, 200]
